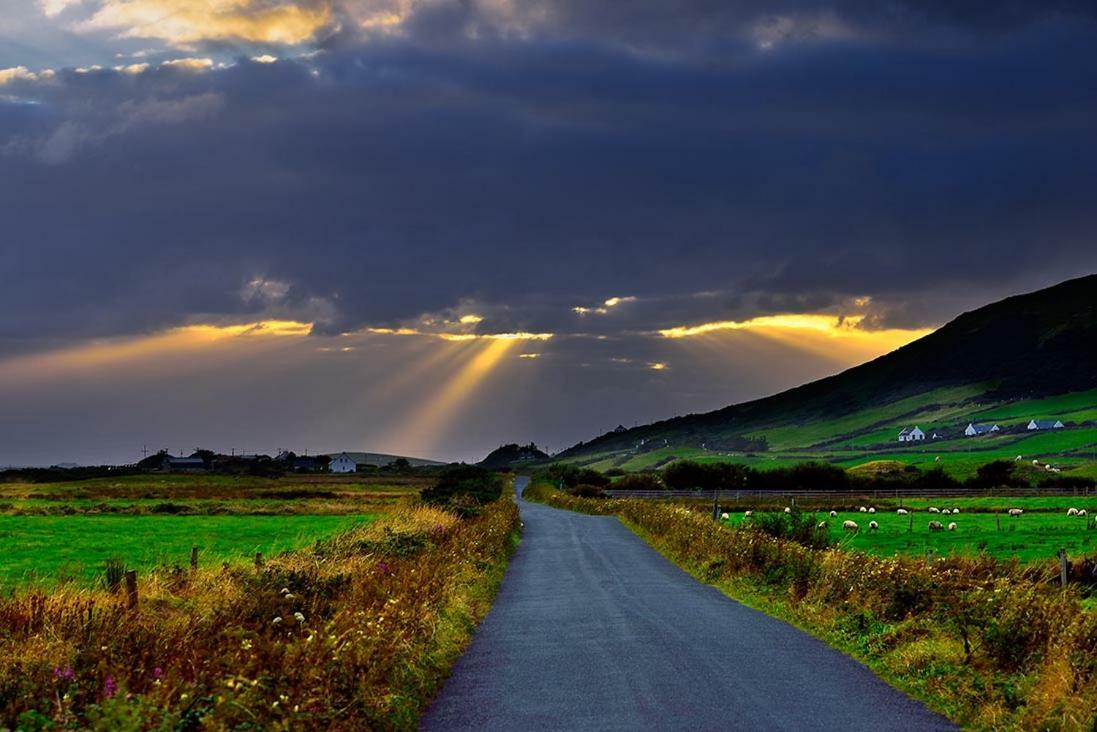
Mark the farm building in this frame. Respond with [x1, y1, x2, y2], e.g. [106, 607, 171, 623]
[1027, 419, 1064, 430]
[898, 426, 926, 442]
[159, 455, 207, 472]
[964, 423, 1000, 436]
[329, 452, 358, 473]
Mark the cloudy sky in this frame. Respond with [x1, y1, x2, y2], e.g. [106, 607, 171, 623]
[2, 1, 1095, 465]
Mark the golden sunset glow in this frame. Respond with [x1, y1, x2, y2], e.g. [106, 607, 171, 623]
[79, 0, 334, 47]
[0, 320, 313, 381]
[367, 327, 552, 342]
[658, 313, 930, 346]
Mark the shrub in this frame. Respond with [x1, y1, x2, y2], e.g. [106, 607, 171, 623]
[420, 466, 504, 515]
[568, 484, 606, 498]
[612, 473, 664, 491]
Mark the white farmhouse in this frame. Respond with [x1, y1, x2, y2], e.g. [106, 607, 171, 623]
[329, 452, 358, 473]
[898, 426, 926, 442]
[964, 423, 1000, 437]
[1027, 419, 1064, 430]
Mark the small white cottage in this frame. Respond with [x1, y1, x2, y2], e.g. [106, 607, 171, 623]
[898, 426, 926, 443]
[964, 423, 1000, 437]
[1027, 419, 1064, 430]
[329, 452, 358, 473]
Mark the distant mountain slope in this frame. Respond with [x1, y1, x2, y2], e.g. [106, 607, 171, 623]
[560, 274, 1097, 459]
[323, 451, 447, 468]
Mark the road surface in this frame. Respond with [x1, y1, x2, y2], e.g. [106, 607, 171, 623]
[421, 477, 953, 731]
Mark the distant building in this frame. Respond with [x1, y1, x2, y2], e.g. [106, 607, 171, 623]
[964, 423, 1000, 437]
[1027, 419, 1064, 430]
[898, 426, 926, 442]
[160, 455, 207, 472]
[329, 452, 357, 473]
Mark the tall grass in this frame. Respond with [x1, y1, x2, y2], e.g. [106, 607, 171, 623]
[0, 497, 520, 730]
[525, 481, 1096, 731]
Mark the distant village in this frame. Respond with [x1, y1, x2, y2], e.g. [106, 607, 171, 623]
[897, 418, 1067, 443]
[155, 449, 440, 474]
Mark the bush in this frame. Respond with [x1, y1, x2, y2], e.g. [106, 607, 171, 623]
[568, 484, 606, 498]
[748, 509, 831, 550]
[612, 473, 664, 491]
[420, 466, 504, 515]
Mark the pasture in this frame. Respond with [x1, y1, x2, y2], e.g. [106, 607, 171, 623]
[722, 505, 1097, 563]
[0, 472, 428, 587]
[0, 513, 372, 587]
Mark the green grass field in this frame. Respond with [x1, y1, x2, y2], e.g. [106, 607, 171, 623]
[722, 508, 1097, 563]
[0, 513, 373, 587]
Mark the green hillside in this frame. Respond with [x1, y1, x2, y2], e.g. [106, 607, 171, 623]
[557, 275, 1097, 478]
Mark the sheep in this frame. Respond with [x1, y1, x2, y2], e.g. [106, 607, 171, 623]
[842, 520, 859, 531]
[939, 509, 949, 515]
[868, 520, 879, 531]
[951, 508, 960, 514]
[829, 510, 838, 518]
[948, 522, 957, 531]
[720, 512, 730, 520]
[784, 507, 792, 514]
[1033, 459, 1040, 465]
[817, 521, 828, 529]
[868, 507, 876, 514]
[896, 508, 909, 515]
[927, 507, 940, 514]
[744, 510, 753, 517]
[1079, 509, 1088, 517]
[928, 520, 944, 532]
[1008, 508, 1023, 517]
[1067, 508, 1079, 516]
[858, 506, 868, 513]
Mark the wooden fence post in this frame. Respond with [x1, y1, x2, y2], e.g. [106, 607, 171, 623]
[908, 514, 913, 533]
[190, 546, 199, 572]
[1058, 549, 1068, 588]
[124, 570, 138, 610]
[254, 552, 263, 570]
[926, 548, 935, 565]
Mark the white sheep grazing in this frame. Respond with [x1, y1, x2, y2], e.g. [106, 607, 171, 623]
[868, 520, 879, 531]
[817, 521, 828, 529]
[928, 507, 940, 514]
[928, 520, 944, 532]
[843, 520, 859, 531]
[858, 506, 868, 513]
[720, 512, 730, 520]
[939, 509, 949, 515]
[1067, 508, 1079, 516]
[1033, 459, 1040, 465]
[1079, 509, 1088, 517]
[868, 507, 876, 514]
[744, 510, 753, 517]
[829, 510, 838, 518]
[784, 507, 792, 514]
[1008, 508, 1023, 517]
[948, 522, 957, 531]
[896, 508, 908, 515]
[951, 508, 960, 514]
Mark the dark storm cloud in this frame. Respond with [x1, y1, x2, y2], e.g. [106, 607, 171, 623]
[2, 3, 1097, 355]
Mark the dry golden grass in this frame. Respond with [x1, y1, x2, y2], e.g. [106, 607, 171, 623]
[0, 498, 519, 730]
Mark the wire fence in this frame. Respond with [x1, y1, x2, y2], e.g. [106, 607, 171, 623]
[605, 485, 1094, 501]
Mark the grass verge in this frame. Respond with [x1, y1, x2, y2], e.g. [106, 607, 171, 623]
[524, 480, 1096, 731]
[0, 493, 520, 730]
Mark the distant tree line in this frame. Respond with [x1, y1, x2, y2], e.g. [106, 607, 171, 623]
[567, 459, 1097, 494]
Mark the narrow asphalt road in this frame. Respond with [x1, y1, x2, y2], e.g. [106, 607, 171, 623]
[421, 477, 953, 731]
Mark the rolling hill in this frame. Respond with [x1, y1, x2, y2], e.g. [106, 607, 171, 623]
[558, 274, 1097, 477]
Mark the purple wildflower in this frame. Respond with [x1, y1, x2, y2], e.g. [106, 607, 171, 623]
[54, 665, 75, 681]
[153, 667, 163, 679]
[103, 676, 117, 699]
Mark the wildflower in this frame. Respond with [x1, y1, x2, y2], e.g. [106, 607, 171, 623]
[53, 665, 75, 681]
[241, 639, 253, 650]
[272, 616, 283, 625]
[103, 676, 117, 699]
[153, 667, 163, 679]
[293, 612, 306, 623]
[284, 593, 296, 600]
[280, 587, 291, 595]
